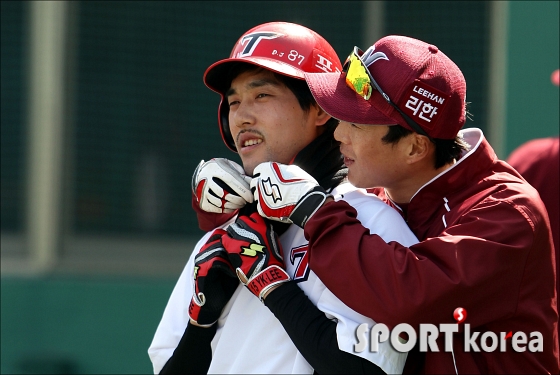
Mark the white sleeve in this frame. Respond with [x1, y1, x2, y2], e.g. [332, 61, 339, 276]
[147, 231, 213, 374]
[348, 190, 419, 248]
[333, 187, 419, 247]
[318, 293, 407, 375]
[317, 187, 420, 374]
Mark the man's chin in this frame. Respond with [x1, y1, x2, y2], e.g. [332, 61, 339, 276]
[347, 173, 367, 190]
[240, 161, 257, 177]
[240, 156, 270, 177]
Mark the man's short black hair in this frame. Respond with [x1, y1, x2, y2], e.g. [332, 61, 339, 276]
[382, 125, 470, 169]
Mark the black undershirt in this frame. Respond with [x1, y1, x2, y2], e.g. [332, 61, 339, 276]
[159, 323, 216, 374]
[264, 282, 386, 374]
[160, 282, 385, 374]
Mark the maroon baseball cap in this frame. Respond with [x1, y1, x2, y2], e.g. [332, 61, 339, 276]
[305, 35, 467, 139]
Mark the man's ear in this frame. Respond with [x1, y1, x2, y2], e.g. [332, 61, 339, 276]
[314, 105, 331, 127]
[406, 134, 433, 165]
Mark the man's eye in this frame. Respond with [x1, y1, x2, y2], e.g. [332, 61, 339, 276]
[228, 100, 240, 107]
[256, 93, 268, 99]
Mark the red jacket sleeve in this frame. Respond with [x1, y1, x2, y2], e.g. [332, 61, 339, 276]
[304, 199, 554, 331]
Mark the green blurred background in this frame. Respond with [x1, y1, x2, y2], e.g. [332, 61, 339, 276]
[1, 1, 558, 373]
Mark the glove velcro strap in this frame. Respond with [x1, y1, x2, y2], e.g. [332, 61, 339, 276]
[188, 298, 217, 328]
[246, 265, 290, 302]
[289, 186, 330, 228]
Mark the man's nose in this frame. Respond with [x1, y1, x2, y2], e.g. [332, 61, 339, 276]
[231, 101, 256, 129]
[334, 121, 349, 143]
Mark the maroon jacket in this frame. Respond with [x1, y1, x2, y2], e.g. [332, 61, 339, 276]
[305, 131, 559, 374]
[507, 137, 560, 351]
[507, 137, 559, 252]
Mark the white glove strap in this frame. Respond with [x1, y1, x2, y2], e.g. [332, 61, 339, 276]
[245, 265, 290, 302]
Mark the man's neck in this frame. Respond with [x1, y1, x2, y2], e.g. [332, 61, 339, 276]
[385, 161, 455, 204]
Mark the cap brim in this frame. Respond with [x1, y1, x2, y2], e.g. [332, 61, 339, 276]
[204, 57, 306, 93]
[304, 72, 396, 126]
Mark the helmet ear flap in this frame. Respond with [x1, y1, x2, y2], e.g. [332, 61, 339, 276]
[218, 97, 236, 152]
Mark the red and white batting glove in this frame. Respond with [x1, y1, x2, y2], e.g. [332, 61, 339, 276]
[192, 158, 253, 214]
[221, 213, 290, 301]
[188, 229, 239, 327]
[250, 162, 330, 228]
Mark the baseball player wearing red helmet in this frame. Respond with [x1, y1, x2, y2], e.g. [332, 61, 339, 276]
[149, 22, 419, 374]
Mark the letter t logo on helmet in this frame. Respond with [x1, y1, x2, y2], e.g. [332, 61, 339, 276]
[237, 32, 281, 57]
[203, 22, 342, 152]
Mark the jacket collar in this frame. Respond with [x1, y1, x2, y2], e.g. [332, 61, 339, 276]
[410, 128, 495, 204]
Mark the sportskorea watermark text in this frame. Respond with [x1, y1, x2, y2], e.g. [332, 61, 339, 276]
[354, 308, 543, 354]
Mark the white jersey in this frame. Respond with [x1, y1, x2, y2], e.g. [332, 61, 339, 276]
[148, 183, 419, 374]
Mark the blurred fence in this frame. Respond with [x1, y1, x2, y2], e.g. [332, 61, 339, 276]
[1, 1, 493, 261]
[1, 1, 558, 374]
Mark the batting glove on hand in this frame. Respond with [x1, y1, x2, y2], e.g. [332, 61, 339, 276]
[222, 213, 290, 302]
[250, 162, 330, 228]
[188, 228, 239, 327]
[192, 158, 253, 214]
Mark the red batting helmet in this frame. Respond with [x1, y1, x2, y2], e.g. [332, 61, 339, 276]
[203, 22, 342, 152]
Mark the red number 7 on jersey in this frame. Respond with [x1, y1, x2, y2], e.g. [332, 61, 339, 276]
[290, 245, 310, 282]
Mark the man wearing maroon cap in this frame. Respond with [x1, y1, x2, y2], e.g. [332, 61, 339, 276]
[249, 36, 559, 373]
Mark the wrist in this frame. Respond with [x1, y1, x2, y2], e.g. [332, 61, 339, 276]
[289, 187, 331, 228]
[261, 284, 282, 300]
[245, 265, 291, 302]
[189, 318, 215, 328]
